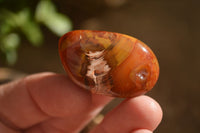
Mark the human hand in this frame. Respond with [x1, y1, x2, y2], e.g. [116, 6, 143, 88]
[0, 72, 162, 133]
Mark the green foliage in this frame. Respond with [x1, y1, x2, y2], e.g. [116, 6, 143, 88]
[0, 0, 72, 65]
[36, 0, 72, 36]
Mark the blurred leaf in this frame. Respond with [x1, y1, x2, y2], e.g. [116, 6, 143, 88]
[5, 50, 17, 65]
[0, 22, 12, 34]
[0, 33, 20, 65]
[20, 20, 43, 46]
[15, 8, 29, 26]
[0, 9, 29, 28]
[0, 9, 43, 46]
[35, 0, 72, 36]
[16, 9, 43, 46]
[0, 10, 18, 29]
[0, 0, 72, 65]
[43, 13, 72, 36]
[35, 0, 56, 20]
[1, 33, 20, 52]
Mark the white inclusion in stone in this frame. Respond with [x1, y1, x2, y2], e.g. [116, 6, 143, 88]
[86, 50, 111, 92]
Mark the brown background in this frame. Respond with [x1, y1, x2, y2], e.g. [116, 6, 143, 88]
[1, 0, 200, 132]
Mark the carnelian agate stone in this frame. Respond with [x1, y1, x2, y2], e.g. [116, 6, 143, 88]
[59, 30, 159, 98]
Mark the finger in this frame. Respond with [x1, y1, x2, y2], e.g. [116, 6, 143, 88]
[0, 121, 20, 133]
[90, 95, 162, 133]
[131, 129, 152, 133]
[26, 95, 112, 133]
[0, 73, 112, 132]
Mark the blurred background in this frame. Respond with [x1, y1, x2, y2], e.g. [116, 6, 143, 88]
[0, 0, 200, 132]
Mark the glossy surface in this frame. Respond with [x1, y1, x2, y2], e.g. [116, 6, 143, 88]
[59, 30, 159, 98]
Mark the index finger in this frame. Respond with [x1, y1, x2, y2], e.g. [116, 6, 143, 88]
[0, 72, 112, 131]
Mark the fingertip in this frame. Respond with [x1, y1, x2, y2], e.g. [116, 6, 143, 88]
[132, 129, 152, 133]
[91, 95, 162, 133]
[126, 95, 163, 131]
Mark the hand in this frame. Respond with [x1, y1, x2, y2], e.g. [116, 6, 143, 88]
[0, 72, 162, 133]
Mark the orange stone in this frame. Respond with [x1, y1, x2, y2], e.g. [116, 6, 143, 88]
[59, 30, 159, 98]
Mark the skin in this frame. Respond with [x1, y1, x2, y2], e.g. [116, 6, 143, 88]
[0, 72, 162, 133]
